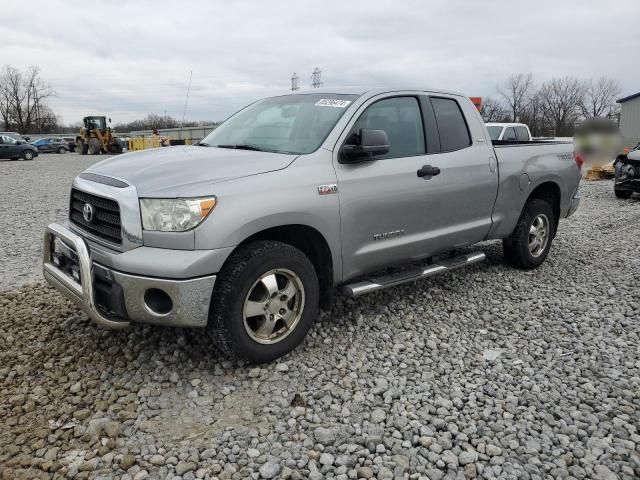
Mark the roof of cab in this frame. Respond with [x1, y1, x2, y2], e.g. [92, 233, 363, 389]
[274, 86, 467, 98]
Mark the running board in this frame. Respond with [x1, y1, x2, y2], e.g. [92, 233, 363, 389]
[342, 252, 486, 298]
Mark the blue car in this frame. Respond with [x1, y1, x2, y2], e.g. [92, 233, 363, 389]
[30, 137, 70, 154]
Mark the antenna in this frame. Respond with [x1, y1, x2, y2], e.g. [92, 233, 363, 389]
[180, 70, 193, 139]
[291, 72, 299, 93]
[311, 67, 323, 88]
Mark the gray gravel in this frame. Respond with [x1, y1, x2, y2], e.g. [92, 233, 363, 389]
[0, 153, 107, 291]
[1, 166, 639, 479]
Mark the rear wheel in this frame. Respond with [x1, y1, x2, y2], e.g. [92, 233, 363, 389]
[88, 138, 101, 155]
[22, 150, 34, 161]
[207, 240, 319, 363]
[503, 198, 556, 270]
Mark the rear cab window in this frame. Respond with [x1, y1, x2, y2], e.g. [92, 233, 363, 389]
[515, 126, 530, 141]
[503, 127, 517, 141]
[430, 97, 471, 151]
[486, 126, 503, 140]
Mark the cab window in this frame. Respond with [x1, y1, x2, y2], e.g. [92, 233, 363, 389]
[346, 96, 425, 158]
[503, 127, 517, 141]
[515, 126, 530, 141]
[430, 97, 471, 151]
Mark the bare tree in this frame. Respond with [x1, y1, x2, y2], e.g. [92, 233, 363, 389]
[520, 92, 546, 137]
[539, 77, 585, 137]
[0, 65, 55, 133]
[480, 97, 508, 122]
[580, 77, 622, 118]
[497, 73, 534, 122]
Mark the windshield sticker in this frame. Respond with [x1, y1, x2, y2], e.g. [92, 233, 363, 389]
[315, 99, 352, 108]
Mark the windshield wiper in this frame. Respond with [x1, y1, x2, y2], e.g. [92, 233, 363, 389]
[196, 142, 211, 146]
[216, 144, 264, 151]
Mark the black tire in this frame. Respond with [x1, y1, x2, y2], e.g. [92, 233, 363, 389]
[503, 198, 556, 270]
[614, 189, 632, 199]
[88, 138, 101, 155]
[22, 150, 34, 161]
[207, 240, 319, 363]
[78, 140, 88, 155]
[57, 147, 66, 154]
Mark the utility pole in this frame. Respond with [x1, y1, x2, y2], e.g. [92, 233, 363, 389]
[311, 68, 323, 88]
[290, 72, 299, 93]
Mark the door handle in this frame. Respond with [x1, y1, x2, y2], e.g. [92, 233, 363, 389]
[417, 165, 441, 179]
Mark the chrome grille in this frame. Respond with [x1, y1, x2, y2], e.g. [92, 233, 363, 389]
[69, 189, 122, 245]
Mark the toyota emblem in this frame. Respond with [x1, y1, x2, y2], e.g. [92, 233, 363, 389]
[82, 203, 95, 223]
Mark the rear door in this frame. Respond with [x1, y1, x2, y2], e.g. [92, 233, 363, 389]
[417, 95, 498, 253]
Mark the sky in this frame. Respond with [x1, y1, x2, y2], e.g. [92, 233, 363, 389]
[2, 0, 639, 125]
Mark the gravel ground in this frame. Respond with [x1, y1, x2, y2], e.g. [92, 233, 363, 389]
[0, 153, 106, 291]
[1, 163, 639, 479]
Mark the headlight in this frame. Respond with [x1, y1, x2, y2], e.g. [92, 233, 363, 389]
[140, 197, 216, 232]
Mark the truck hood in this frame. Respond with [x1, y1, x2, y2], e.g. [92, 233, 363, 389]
[85, 146, 297, 197]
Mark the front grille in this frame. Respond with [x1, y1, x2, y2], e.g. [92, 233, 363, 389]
[69, 189, 122, 245]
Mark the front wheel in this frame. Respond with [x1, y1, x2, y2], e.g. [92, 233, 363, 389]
[22, 150, 34, 161]
[207, 240, 319, 363]
[57, 147, 66, 154]
[88, 138, 101, 155]
[503, 198, 556, 270]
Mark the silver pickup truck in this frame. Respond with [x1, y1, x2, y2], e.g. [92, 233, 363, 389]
[43, 88, 581, 362]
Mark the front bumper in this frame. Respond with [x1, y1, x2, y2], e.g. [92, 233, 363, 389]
[43, 223, 216, 329]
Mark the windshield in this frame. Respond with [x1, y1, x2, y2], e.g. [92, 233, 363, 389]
[200, 94, 358, 154]
[486, 126, 503, 140]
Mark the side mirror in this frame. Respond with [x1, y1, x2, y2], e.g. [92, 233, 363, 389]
[108, 118, 112, 123]
[16, 140, 23, 145]
[340, 128, 390, 163]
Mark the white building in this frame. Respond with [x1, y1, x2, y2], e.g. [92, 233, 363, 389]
[617, 92, 640, 149]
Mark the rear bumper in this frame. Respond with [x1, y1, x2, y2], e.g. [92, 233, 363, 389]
[43, 223, 216, 328]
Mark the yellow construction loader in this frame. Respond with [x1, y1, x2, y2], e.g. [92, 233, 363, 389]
[76, 116, 123, 155]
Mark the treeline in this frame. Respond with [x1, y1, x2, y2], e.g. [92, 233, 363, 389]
[480, 74, 622, 137]
[0, 65, 59, 133]
[113, 114, 218, 132]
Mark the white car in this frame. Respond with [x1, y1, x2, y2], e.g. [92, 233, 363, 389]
[486, 123, 532, 141]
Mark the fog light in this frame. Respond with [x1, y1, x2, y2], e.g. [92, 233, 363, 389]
[52, 252, 67, 268]
[144, 288, 173, 315]
[70, 266, 81, 283]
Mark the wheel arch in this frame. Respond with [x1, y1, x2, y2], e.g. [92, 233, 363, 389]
[526, 181, 561, 234]
[228, 224, 335, 309]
